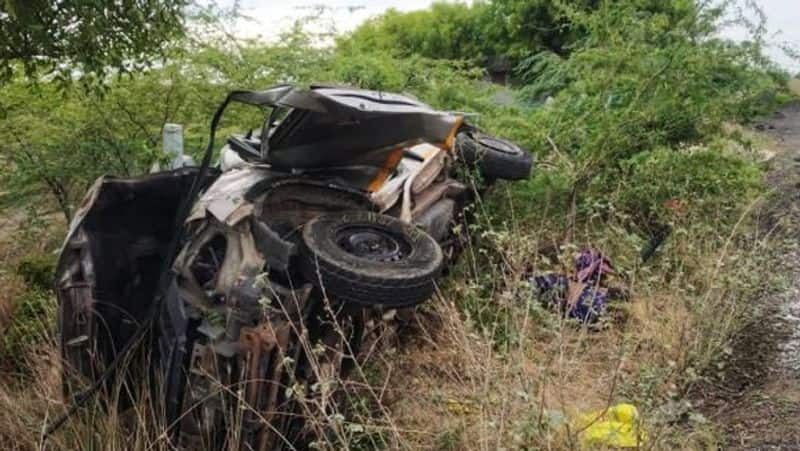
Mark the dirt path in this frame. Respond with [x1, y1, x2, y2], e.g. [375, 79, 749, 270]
[696, 102, 800, 449]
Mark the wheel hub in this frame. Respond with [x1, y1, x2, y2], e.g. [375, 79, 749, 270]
[336, 226, 409, 262]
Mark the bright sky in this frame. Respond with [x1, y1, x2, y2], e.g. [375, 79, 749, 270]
[225, 0, 800, 72]
[718, 0, 800, 71]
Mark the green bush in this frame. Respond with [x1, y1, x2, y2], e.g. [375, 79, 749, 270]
[327, 51, 409, 91]
[16, 254, 56, 291]
[3, 254, 57, 370]
[503, 1, 787, 227]
[613, 147, 764, 232]
[338, 2, 488, 61]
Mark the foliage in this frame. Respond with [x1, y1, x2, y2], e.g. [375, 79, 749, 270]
[479, 0, 598, 58]
[340, 0, 725, 74]
[511, 1, 786, 233]
[514, 51, 570, 102]
[0, 0, 787, 250]
[0, 287, 54, 369]
[0, 77, 165, 221]
[0, 26, 334, 222]
[340, 2, 787, 237]
[338, 2, 488, 61]
[0, 0, 188, 85]
[338, 0, 601, 67]
[614, 146, 764, 232]
[16, 253, 56, 291]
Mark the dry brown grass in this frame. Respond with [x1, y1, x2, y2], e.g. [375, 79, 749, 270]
[364, 195, 771, 450]
[0, 275, 26, 332]
[0, 215, 769, 450]
[0, 155, 776, 450]
[0, 219, 25, 330]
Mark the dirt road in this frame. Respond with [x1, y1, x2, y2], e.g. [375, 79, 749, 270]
[698, 102, 800, 449]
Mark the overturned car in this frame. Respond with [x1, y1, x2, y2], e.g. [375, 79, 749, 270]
[54, 84, 532, 448]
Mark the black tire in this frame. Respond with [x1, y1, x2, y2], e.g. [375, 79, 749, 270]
[455, 130, 533, 180]
[299, 211, 443, 307]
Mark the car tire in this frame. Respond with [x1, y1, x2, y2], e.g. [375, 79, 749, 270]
[455, 130, 533, 180]
[299, 211, 443, 307]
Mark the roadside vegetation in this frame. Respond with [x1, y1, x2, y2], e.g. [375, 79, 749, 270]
[0, 0, 795, 449]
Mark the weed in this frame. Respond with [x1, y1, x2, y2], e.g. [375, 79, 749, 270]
[16, 254, 56, 292]
[0, 288, 56, 371]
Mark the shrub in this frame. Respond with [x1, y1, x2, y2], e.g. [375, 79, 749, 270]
[507, 1, 787, 229]
[16, 253, 56, 291]
[0, 288, 55, 370]
[327, 51, 409, 91]
[612, 146, 764, 233]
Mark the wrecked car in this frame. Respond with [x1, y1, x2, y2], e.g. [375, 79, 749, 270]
[54, 84, 532, 448]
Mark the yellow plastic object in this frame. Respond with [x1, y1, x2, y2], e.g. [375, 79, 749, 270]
[574, 403, 646, 448]
[445, 398, 474, 415]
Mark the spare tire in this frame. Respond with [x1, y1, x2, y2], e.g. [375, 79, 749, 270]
[455, 130, 533, 180]
[299, 211, 443, 307]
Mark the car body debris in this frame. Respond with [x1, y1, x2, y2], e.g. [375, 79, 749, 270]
[54, 84, 533, 448]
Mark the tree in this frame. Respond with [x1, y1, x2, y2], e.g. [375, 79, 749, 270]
[0, 0, 187, 84]
[0, 26, 337, 223]
[339, 1, 601, 69]
[338, 2, 488, 62]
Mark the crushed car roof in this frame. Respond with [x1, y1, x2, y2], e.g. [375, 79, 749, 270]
[225, 84, 464, 170]
[228, 83, 435, 115]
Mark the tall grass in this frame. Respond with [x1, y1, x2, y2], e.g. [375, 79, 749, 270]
[0, 134, 784, 451]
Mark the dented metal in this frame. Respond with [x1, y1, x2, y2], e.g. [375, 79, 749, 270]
[55, 84, 531, 449]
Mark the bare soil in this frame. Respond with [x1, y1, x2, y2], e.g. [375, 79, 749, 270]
[695, 102, 800, 450]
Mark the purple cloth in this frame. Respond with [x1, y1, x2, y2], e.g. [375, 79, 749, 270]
[532, 249, 613, 323]
[575, 248, 614, 284]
